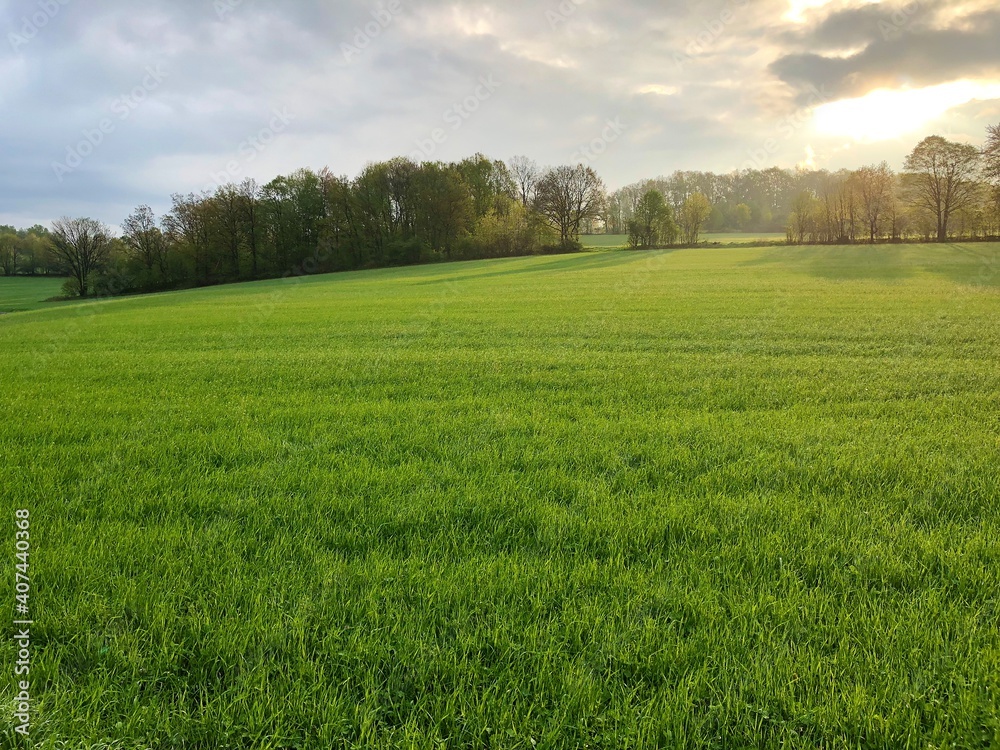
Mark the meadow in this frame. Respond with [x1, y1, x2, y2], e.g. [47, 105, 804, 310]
[581, 233, 788, 249]
[2, 244, 999, 749]
[0, 277, 69, 314]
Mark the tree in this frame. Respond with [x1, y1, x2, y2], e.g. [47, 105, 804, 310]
[412, 163, 473, 258]
[456, 154, 515, 219]
[627, 190, 677, 248]
[16, 232, 50, 275]
[534, 164, 606, 244]
[121, 205, 167, 273]
[49, 217, 113, 296]
[508, 156, 540, 207]
[985, 123, 1000, 185]
[734, 203, 752, 231]
[787, 191, 821, 244]
[679, 193, 712, 245]
[0, 232, 17, 276]
[163, 194, 214, 284]
[902, 136, 982, 242]
[239, 178, 263, 277]
[855, 162, 895, 243]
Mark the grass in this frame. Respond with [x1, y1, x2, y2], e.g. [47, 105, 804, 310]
[703, 232, 787, 245]
[580, 234, 629, 249]
[581, 233, 788, 250]
[0, 277, 69, 314]
[2, 244, 1000, 749]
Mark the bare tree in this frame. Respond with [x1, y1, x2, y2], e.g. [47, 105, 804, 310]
[985, 123, 1000, 185]
[534, 164, 606, 244]
[122, 205, 167, 272]
[508, 156, 540, 207]
[50, 217, 112, 296]
[903, 136, 982, 242]
[855, 162, 895, 243]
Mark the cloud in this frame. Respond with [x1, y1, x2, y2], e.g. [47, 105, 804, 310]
[0, 0, 997, 228]
[771, 2, 1000, 100]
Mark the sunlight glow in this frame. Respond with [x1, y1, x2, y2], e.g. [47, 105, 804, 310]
[636, 84, 680, 97]
[784, 0, 882, 23]
[813, 80, 1000, 141]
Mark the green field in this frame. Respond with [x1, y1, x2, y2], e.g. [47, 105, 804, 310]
[0, 277, 69, 314]
[2, 245, 1000, 748]
[581, 234, 630, 249]
[703, 232, 788, 244]
[581, 233, 787, 249]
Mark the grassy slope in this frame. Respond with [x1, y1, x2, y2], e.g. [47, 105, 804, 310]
[0, 277, 69, 314]
[2, 245, 999, 749]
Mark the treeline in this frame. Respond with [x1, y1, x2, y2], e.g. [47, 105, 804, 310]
[609, 129, 1000, 244]
[2, 125, 999, 297]
[3, 156, 609, 297]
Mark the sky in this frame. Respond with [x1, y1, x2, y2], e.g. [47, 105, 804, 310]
[1, 0, 999, 228]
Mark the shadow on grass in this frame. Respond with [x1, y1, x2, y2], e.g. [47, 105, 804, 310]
[742, 243, 1000, 287]
[930, 244, 1000, 288]
[740, 245, 917, 281]
[412, 250, 659, 286]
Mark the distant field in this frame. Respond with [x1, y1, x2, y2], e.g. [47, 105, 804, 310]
[0, 276, 68, 313]
[581, 233, 787, 249]
[703, 231, 787, 244]
[2, 245, 1000, 748]
[580, 234, 629, 248]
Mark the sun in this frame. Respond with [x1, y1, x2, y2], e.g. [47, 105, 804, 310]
[813, 80, 1000, 141]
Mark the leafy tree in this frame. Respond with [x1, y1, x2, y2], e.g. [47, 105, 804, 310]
[0, 232, 17, 275]
[163, 193, 214, 284]
[734, 203, 752, 231]
[627, 190, 677, 248]
[412, 163, 473, 259]
[680, 193, 712, 245]
[213, 185, 244, 278]
[49, 217, 113, 296]
[16, 232, 50, 275]
[902, 136, 982, 242]
[456, 154, 515, 219]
